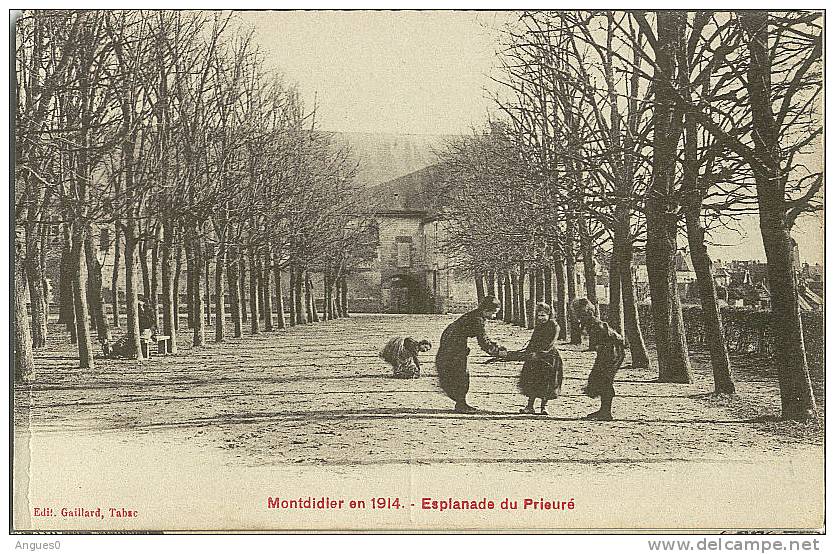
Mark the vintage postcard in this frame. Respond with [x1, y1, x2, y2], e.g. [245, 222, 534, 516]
[11, 9, 824, 534]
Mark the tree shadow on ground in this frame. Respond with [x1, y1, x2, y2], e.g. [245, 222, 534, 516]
[115, 408, 763, 431]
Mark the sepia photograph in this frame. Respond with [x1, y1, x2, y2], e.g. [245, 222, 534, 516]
[10, 7, 825, 534]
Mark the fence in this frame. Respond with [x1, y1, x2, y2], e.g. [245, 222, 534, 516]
[599, 303, 823, 370]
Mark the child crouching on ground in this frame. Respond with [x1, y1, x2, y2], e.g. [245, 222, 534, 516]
[571, 298, 625, 421]
[380, 337, 432, 379]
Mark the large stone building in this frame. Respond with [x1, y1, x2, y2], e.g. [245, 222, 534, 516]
[346, 164, 477, 313]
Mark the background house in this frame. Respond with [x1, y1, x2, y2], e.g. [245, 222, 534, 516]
[348, 165, 477, 313]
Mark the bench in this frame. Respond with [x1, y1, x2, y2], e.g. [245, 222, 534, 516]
[139, 337, 152, 359]
[155, 335, 172, 355]
[138, 335, 172, 358]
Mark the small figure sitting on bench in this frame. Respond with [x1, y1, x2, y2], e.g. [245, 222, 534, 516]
[106, 297, 158, 359]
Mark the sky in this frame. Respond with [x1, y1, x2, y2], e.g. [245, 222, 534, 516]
[709, 214, 823, 266]
[237, 11, 507, 135]
[233, 10, 823, 265]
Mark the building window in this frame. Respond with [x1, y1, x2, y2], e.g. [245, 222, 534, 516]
[396, 242, 411, 268]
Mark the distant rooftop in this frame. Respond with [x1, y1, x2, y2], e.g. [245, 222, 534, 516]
[330, 131, 456, 187]
[363, 164, 445, 216]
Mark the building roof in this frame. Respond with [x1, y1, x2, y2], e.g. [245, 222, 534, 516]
[332, 132, 452, 187]
[798, 287, 823, 312]
[364, 164, 445, 217]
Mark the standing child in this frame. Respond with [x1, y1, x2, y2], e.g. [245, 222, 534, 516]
[571, 297, 625, 420]
[380, 337, 432, 379]
[499, 302, 563, 415]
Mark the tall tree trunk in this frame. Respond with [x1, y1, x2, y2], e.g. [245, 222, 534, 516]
[262, 251, 274, 331]
[510, 268, 522, 325]
[25, 222, 48, 348]
[161, 219, 178, 353]
[543, 265, 553, 306]
[614, 227, 649, 369]
[519, 264, 528, 328]
[325, 270, 334, 321]
[239, 256, 248, 323]
[139, 239, 151, 302]
[72, 224, 94, 368]
[150, 235, 160, 329]
[760, 224, 815, 418]
[333, 271, 343, 319]
[647, 10, 691, 383]
[517, 263, 527, 328]
[257, 255, 266, 322]
[502, 271, 513, 324]
[496, 270, 504, 321]
[527, 269, 536, 330]
[288, 264, 297, 326]
[474, 273, 485, 303]
[191, 233, 205, 347]
[274, 261, 286, 329]
[553, 254, 567, 340]
[124, 228, 142, 360]
[740, 10, 816, 419]
[485, 270, 496, 297]
[214, 242, 226, 343]
[249, 247, 260, 334]
[608, 243, 624, 335]
[682, 91, 733, 393]
[58, 226, 76, 342]
[185, 240, 194, 329]
[84, 234, 110, 348]
[581, 219, 599, 309]
[39, 223, 50, 313]
[305, 271, 316, 323]
[565, 219, 580, 344]
[227, 246, 243, 338]
[294, 266, 307, 325]
[173, 241, 182, 330]
[685, 207, 734, 393]
[111, 225, 121, 327]
[340, 274, 349, 317]
[204, 254, 211, 326]
[621, 268, 649, 368]
[14, 243, 35, 381]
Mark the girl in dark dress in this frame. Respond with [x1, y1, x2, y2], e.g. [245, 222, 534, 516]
[572, 297, 626, 421]
[380, 337, 432, 378]
[503, 302, 563, 415]
[435, 296, 507, 413]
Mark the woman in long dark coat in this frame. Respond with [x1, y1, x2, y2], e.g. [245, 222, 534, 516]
[508, 302, 563, 415]
[435, 296, 505, 413]
[572, 297, 625, 420]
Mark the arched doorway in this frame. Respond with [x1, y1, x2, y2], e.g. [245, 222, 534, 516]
[389, 273, 431, 313]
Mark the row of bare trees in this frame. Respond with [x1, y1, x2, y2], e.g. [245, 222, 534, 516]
[14, 10, 376, 379]
[437, 10, 821, 420]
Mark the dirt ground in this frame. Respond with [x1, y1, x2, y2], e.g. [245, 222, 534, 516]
[12, 314, 825, 532]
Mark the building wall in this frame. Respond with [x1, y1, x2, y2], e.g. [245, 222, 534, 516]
[343, 214, 478, 314]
